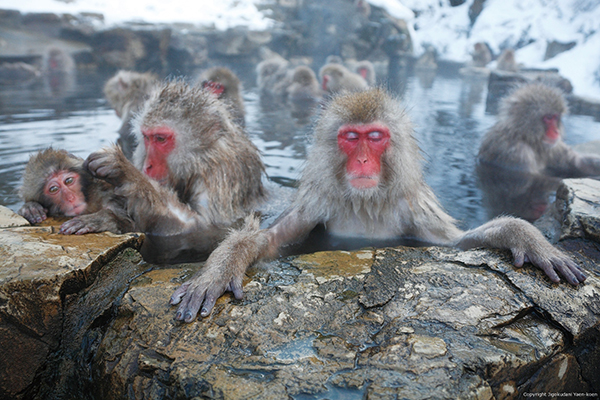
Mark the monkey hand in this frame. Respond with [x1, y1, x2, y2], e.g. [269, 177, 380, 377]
[170, 261, 245, 323]
[510, 238, 586, 286]
[18, 201, 48, 224]
[59, 215, 99, 235]
[84, 145, 130, 186]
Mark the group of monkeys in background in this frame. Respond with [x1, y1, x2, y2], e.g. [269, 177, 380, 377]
[16, 52, 600, 323]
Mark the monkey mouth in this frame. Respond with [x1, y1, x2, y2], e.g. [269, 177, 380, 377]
[349, 176, 379, 189]
[64, 203, 87, 217]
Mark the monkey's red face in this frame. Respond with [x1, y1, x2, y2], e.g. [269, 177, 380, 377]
[542, 113, 561, 145]
[142, 126, 176, 183]
[45, 170, 87, 216]
[338, 123, 390, 189]
[202, 80, 225, 98]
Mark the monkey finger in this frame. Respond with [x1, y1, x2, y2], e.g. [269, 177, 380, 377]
[227, 277, 244, 300]
[181, 285, 206, 322]
[511, 249, 525, 268]
[555, 261, 580, 286]
[200, 288, 222, 318]
[170, 282, 191, 305]
[539, 262, 561, 283]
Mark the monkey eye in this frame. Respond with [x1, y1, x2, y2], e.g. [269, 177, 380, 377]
[64, 176, 74, 185]
[542, 114, 559, 123]
[155, 135, 166, 143]
[344, 132, 359, 141]
[49, 185, 59, 194]
[368, 131, 384, 141]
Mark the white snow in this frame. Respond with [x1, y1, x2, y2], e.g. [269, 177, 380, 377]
[3, 0, 600, 98]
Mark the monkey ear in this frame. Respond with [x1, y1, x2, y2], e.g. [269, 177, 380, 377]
[117, 77, 129, 91]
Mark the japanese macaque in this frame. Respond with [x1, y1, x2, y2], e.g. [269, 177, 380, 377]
[471, 42, 492, 68]
[199, 66, 245, 126]
[286, 65, 322, 118]
[319, 63, 368, 94]
[256, 57, 292, 98]
[352, 60, 376, 86]
[18, 148, 133, 234]
[496, 48, 518, 72]
[171, 88, 585, 322]
[43, 47, 76, 97]
[85, 80, 266, 263]
[478, 83, 600, 177]
[104, 70, 160, 160]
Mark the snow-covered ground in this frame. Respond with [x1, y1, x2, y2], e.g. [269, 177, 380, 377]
[5, 0, 600, 98]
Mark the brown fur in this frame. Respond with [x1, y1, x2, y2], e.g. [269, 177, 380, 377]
[18, 148, 133, 234]
[319, 63, 369, 93]
[198, 66, 245, 126]
[104, 70, 159, 159]
[496, 48, 518, 72]
[472, 42, 492, 67]
[478, 83, 600, 177]
[87, 80, 266, 263]
[170, 87, 586, 323]
[286, 66, 322, 110]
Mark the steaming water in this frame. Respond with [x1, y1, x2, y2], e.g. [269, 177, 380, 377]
[1, 68, 599, 230]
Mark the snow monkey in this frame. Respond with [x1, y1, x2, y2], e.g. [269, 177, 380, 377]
[171, 88, 586, 322]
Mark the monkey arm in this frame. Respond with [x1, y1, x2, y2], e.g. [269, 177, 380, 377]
[170, 208, 319, 322]
[18, 201, 48, 224]
[547, 142, 600, 177]
[454, 216, 586, 285]
[86, 145, 214, 235]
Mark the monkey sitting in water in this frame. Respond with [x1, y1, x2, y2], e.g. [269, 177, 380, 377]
[478, 83, 600, 178]
[170, 88, 586, 323]
[18, 148, 134, 234]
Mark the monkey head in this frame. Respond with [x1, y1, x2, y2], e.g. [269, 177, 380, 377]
[305, 88, 423, 202]
[500, 83, 567, 148]
[132, 81, 235, 186]
[20, 148, 89, 217]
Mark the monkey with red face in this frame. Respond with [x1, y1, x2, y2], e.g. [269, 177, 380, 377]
[199, 66, 246, 127]
[18, 148, 133, 234]
[85, 80, 266, 263]
[478, 83, 600, 177]
[171, 88, 586, 323]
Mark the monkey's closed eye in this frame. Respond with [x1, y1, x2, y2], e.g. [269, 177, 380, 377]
[368, 131, 384, 141]
[343, 132, 359, 141]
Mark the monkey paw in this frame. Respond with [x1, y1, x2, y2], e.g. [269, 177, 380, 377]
[84, 146, 127, 186]
[19, 201, 48, 224]
[170, 267, 244, 323]
[511, 245, 587, 286]
[59, 217, 97, 235]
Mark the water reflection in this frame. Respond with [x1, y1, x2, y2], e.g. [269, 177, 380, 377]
[1, 68, 599, 230]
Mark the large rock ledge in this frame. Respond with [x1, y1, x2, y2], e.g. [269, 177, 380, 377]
[1, 179, 599, 399]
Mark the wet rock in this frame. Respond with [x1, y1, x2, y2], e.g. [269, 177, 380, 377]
[555, 179, 600, 243]
[69, 243, 599, 399]
[485, 69, 573, 114]
[0, 218, 142, 399]
[544, 40, 577, 61]
[0, 205, 29, 228]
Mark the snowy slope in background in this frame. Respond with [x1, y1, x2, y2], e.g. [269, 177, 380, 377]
[403, 0, 600, 98]
[5, 0, 600, 97]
